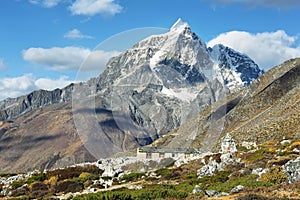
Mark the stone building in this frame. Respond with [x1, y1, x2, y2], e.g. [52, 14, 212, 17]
[137, 147, 199, 159]
[221, 133, 237, 153]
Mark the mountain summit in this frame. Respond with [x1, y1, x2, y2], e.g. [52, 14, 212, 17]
[170, 18, 189, 31]
[0, 19, 264, 172]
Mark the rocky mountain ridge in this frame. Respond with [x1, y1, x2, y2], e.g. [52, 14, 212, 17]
[0, 19, 264, 172]
[152, 58, 300, 151]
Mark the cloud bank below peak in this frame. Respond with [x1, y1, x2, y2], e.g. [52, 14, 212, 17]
[0, 74, 73, 100]
[208, 30, 300, 70]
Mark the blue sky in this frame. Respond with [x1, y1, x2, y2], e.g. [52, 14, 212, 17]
[0, 0, 300, 100]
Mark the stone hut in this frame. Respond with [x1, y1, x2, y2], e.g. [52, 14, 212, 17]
[221, 133, 237, 153]
[137, 147, 199, 159]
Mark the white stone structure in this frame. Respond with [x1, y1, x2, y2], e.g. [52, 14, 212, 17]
[221, 133, 237, 153]
[136, 147, 199, 160]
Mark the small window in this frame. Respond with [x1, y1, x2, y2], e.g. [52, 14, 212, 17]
[146, 153, 152, 159]
[172, 153, 176, 157]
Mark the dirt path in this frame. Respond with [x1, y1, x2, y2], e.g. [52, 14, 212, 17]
[57, 180, 145, 199]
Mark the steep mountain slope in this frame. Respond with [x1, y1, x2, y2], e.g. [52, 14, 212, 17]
[153, 58, 300, 151]
[0, 102, 85, 172]
[0, 19, 263, 172]
[76, 18, 262, 140]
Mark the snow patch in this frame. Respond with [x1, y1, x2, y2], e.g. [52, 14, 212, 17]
[161, 87, 198, 102]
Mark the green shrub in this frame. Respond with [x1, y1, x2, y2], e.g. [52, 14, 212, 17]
[120, 172, 145, 182]
[46, 165, 102, 181]
[11, 181, 25, 189]
[199, 170, 231, 188]
[0, 173, 17, 178]
[26, 173, 46, 184]
[236, 193, 271, 200]
[260, 166, 288, 184]
[184, 173, 197, 179]
[206, 174, 273, 193]
[55, 180, 84, 193]
[155, 167, 182, 180]
[73, 183, 189, 200]
[29, 182, 49, 198]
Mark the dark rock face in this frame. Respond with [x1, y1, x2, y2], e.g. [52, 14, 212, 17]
[208, 44, 264, 88]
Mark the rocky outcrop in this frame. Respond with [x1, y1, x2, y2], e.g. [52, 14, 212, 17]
[284, 156, 300, 183]
[197, 153, 240, 178]
[0, 84, 74, 121]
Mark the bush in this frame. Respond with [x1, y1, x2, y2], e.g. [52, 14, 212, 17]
[155, 167, 182, 180]
[46, 165, 102, 181]
[29, 182, 49, 198]
[0, 173, 17, 178]
[11, 181, 25, 189]
[260, 166, 288, 184]
[236, 193, 270, 200]
[288, 141, 300, 152]
[79, 172, 99, 181]
[73, 183, 189, 200]
[44, 175, 58, 187]
[26, 173, 46, 184]
[55, 180, 84, 193]
[120, 172, 145, 182]
[200, 170, 231, 185]
[184, 173, 197, 179]
[206, 174, 272, 193]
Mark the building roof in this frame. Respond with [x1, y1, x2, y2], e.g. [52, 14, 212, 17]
[138, 147, 200, 154]
[223, 133, 234, 142]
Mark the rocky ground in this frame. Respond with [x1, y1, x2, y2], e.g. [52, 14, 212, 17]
[1, 137, 300, 200]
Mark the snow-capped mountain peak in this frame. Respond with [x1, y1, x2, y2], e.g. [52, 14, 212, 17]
[170, 18, 189, 31]
[208, 44, 264, 90]
[98, 19, 263, 99]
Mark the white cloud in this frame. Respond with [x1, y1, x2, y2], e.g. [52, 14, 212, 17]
[212, 0, 300, 8]
[28, 0, 39, 5]
[0, 74, 37, 100]
[22, 47, 90, 71]
[82, 50, 120, 70]
[0, 58, 6, 70]
[22, 46, 120, 71]
[69, 0, 122, 16]
[207, 30, 300, 70]
[0, 74, 74, 100]
[28, 0, 61, 8]
[27, 0, 122, 17]
[64, 29, 93, 39]
[35, 75, 73, 90]
[43, 0, 61, 8]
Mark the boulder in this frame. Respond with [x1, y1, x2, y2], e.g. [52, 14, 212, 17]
[231, 185, 244, 194]
[205, 190, 218, 197]
[284, 156, 300, 183]
[192, 185, 202, 194]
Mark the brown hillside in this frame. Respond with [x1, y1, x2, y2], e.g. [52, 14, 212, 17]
[153, 58, 300, 151]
